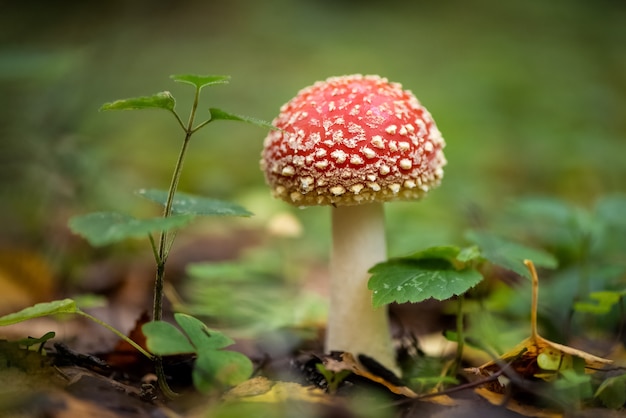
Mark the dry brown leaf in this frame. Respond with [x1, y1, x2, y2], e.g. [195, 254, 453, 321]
[323, 352, 456, 405]
[473, 260, 612, 379]
[470, 260, 613, 414]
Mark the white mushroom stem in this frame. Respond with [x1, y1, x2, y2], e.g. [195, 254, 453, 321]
[327, 202, 398, 374]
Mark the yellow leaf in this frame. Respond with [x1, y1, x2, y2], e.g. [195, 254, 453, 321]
[223, 376, 332, 405]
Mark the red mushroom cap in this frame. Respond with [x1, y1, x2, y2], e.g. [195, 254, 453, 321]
[261, 74, 446, 206]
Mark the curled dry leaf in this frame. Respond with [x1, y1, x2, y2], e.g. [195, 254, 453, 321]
[468, 260, 613, 415]
[322, 352, 456, 406]
[470, 260, 612, 379]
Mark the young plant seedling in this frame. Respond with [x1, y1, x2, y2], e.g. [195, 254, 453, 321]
[0, 74, 274, 396]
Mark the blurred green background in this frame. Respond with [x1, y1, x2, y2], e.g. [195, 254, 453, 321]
[1, 0, 625, 264]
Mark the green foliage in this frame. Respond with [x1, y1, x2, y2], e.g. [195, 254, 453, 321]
[595, 374, 626, 409]
[14, 331, 56, 348]
[0, 299, 78, 325]
[368, 234, 557, 307]
[369, 259, 483, 307]
[143, 314, 253, 392]
[171, 74, 230, 90]
[137, 188, 253, 217]
[68, 211, 194, 246]
[465, 230, 558, 278]
[207, 107, 277, 130]
[100, 91, 176, 111]
[0, 73, 271, 396]
[315, 363, 352, 394]
[183, 260, 326, 332]
[551, 368, 593, 407]
[574, 290, 625, 315]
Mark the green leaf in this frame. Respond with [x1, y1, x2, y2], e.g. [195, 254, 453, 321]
[137, 189, 253, 217]
[100, 91, 175, 111]
[16, 331, 56, 348]
[368, 260, 483, 307]
[0, 299, 78, 326]
[595, 374, 626, 409]
[68, 211, 195, 246]
[170, 74, 230, 90]
[208, 108, 276, 130]
[142, 321, 195, 355]
[193, 350, 253, 392]
[465, 230, 558, 278]
[574, 290, 625, 315]
[174, 313, 234, 351]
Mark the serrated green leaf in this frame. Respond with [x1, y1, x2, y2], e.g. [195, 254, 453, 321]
[170, 74, 230, 90]
[368, 261, 483, 307]
[595, 374, 626, 409]
[0, 299, 78, 326]
[193, 350, 253, 392]
[465, 230, 557, 278]
[208, 108, 276, 130]
[100, 91, 175, 111]
[142, 321, 195, 355]
[174, 313, 234, 351]
[137, 189, 252, 217]
[69, 211, 195, 246]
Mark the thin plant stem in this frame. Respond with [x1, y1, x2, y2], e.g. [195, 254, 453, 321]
[76, 310, 154, 360]
[150, 87, 202, 399]
[524, 259, 540, 343]
[152, 86, 199, 323]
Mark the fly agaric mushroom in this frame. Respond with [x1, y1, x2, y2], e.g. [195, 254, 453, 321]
[260, 74, 446, 373]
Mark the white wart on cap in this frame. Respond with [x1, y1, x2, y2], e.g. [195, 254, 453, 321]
[261, 74, 446, 206]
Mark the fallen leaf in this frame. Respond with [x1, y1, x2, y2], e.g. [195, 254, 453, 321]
[470, 260, 613, 413]
[223, 376, 332, 405]
[322, 352, 456, 405]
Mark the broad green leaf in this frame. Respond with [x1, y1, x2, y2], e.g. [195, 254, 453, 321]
[137, 189, 253, 217]
[0, 299, 78, 326]
[174, 313, 234, 351]
[142, 320, 195, 355]
[69, 211, 194, 246]
[595, 374, 626, 409]
[171, 74, 230, 90]
[100, 91, 175, 111]
[465, 230, 557, 278]
[208, 108, 276, 130]
[193, 350, 253, 392]
[368, 261, 483, 307]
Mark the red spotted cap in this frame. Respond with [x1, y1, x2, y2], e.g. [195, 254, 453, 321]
[261, 74, 446, 206]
